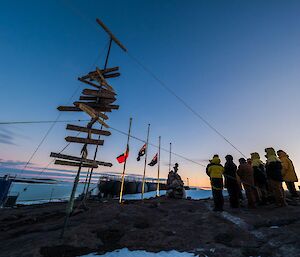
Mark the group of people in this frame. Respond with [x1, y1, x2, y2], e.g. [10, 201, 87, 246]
[206, 147, 299, 211]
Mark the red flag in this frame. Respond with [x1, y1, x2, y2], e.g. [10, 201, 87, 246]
[116, 145, 129, 164]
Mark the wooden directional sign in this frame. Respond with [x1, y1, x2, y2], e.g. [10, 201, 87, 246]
[78, 78, 100, 89]
[65, 136, 104, 145]
[104, 72, 120, 79]
[95, 67, 115, 93]
[57, 106, 81, 112]
[50, 152, 112, 167]
[79, 96, 98, 101]
[76, 97, 116, 106]
[76, 103, 109, 128]
[80, 67, 119, 80]
[66, 124, 111, 136]
[55, 159, 98, 168]
[82, 89, 116, 98]
[74, 102, 109, 120]
[79, 96, 116, 105]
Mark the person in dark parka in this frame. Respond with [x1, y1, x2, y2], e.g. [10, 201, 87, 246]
[224, 155, 240, 208]
[250, 152, 268, 204]
[265, 148, 286, 207]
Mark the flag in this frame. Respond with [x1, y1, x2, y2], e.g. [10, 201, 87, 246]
[116, 145, 129, 164]
[137, 143, 147, 161]
[148, 153, 158, 166]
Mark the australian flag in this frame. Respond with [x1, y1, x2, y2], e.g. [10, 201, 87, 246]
[148, 153, 158, 166]
[137, 143, 147, 161]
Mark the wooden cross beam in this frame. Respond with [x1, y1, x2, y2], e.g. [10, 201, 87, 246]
[96, 18, 127, 52]
[55, 160, 98, 168]
[66, 124, 111, 136]
[50, 152, 112, 167]
[65, 136, 104, 145]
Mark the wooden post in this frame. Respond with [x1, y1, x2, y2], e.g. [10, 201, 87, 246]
[82, 34, 113, 198]
[141, 124, 150, 200]
[84, 134, 102, 197]
[156, 136, 161, 197]
[169, 142, 172, 172]
[119, 118, 132, 203]
[60, 152, 85, 238]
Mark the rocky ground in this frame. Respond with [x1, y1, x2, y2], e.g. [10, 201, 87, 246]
[0, 196, 300, 257]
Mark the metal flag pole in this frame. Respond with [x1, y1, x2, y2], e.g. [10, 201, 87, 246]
[119, 118, 132, 203]
[141, 124, 150, 200]
[169, 142, 172, 172]
[156, 136, 161, 197]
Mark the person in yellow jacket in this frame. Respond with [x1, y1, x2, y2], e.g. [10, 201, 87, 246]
[277, 150, 299, 198]
[206, 154, 224, 211]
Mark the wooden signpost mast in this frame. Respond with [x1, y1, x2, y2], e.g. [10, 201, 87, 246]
[52, 18, 127, 238]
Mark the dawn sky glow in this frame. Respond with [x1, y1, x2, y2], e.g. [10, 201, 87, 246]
[0, 0, 300, 187]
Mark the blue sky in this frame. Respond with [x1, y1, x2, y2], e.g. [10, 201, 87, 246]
[0, 0, 300, 187]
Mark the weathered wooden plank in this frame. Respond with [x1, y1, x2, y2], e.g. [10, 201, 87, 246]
[82, 88, 116, 98]
[93, 104, 119, 111]
[78, 78, 100, 89]
[79, 96, 98, 101]
[50, 152, 112, 167]
[103, 72, 120, 79]
[51, 152, 97, 164]
[79, 97, 116, 105]
[54, 159, 98, 168]
[75, 98, 116, 106]
[96, 161, 113, 167]
[102, 83, 115, 93]
[66, 124, 111, 136]
[65, 136, 104, 145]
[76, 103, 109, 128]
[103, 104, 119, 110]
[57, 106, 81, 112]
[80, 67, 119, 80]
[73, 102, 109, 120]
[96, 18, 127, 52]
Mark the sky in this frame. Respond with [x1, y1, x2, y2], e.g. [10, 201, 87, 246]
[0, 0, 300, 188]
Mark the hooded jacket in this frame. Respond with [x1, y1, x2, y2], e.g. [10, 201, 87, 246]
[224, 159, 238, 188]
[237, 163, 255, 186]
[207, 156, 224, 179]
[277, 151, 298, 182]
[251, 152, 267, 185]
[265, 148, 283, 182]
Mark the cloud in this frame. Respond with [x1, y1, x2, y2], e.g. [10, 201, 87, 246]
[0, 127, 29, 145]
[0, 130, 16, 145]
[0, 160, 34, 167]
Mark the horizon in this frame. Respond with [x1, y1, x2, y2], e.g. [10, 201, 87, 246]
[1, 0, 300, 188]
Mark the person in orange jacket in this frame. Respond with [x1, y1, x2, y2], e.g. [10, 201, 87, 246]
[237, 158, 256, 208]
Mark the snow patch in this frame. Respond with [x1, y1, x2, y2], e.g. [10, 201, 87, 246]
[122, 189, 218, 201]
[80, 248, 198, 257]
